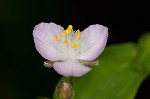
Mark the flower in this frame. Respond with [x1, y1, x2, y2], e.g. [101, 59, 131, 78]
[33, 22, 108, 77]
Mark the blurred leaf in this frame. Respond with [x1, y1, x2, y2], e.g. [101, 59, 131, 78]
[133, 33, 150, 75]
[53, 33, 150, 99]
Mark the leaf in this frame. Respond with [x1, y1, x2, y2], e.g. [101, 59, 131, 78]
[53, 33, 150, 99]
[133, 33, 150, 75]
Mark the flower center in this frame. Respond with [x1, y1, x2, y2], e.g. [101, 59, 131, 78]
[53, 25, 82, 60]
[53, 25, 80, 49]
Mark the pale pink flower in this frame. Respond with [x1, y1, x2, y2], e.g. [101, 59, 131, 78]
[33, 22, 108, 77]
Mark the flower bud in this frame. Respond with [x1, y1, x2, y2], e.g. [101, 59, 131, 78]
[57, 81, 73, 99]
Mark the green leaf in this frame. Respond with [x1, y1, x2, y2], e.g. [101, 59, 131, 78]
[133, 33, 150, 75]
[53, 33, 150, 99]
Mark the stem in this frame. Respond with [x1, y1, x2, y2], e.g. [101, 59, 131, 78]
[69, 77, 74, 87]
[69, 77, 74, 99]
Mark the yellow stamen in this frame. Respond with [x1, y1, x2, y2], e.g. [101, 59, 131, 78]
[67, 25, 73, 30]
[61, 25, 73, 36]
[62, 30, 69, 36]
[64, 38, 69, 45]
[72, 42, 79, 49]
[75, 29, 80, 38]
[54, 35, 60, 40]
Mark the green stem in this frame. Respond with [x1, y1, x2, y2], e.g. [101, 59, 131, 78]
[69, 77, 74, 87]
[69, 77, 74, 99]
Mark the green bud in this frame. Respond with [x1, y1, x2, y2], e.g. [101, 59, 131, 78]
[57, 81, 73, 99]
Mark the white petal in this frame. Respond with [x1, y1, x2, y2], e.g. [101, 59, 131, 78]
[78, 24, 108, 60]
[53, 61, 91, 77]
[33, 22, 64, 61]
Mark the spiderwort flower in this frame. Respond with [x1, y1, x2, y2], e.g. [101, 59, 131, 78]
[33, 22, 108, 77]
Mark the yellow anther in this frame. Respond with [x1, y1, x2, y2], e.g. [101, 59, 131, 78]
[62, 30, 69, 36]
[64, 38, 69, 45]
[61, 25, 73, 36]
[72, 42, 79, 49]
[54, 35, 60, 40]
[75, 29, 80, 38]
[67, 25, 73, 30]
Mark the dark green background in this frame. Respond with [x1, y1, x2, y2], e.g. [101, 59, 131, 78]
[0, 0, 150, 99]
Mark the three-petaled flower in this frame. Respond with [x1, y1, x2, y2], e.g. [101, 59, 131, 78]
[33, 22, 108, 77]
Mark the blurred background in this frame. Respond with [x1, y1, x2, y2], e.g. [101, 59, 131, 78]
[0, 0, 150, 99]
